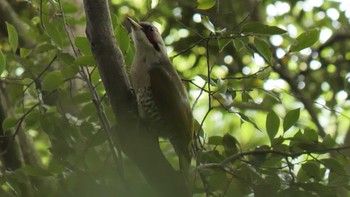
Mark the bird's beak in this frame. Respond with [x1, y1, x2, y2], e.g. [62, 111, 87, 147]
[127, 17, 143, 30]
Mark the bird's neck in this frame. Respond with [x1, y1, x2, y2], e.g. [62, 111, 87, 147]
[134, 43, 168, 64]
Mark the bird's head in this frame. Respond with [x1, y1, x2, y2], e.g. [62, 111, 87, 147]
[127, 17, 167, 57]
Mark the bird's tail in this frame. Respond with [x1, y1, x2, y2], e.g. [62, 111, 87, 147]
[173, 142, 191, 175]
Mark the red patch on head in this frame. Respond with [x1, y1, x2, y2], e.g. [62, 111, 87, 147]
[140, 24, 160, 51]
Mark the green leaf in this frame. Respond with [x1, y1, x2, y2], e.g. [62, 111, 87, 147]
[218, 39, 231, 52]
[201, 16, 215, 34]
[283, 108, 300, 132]
[213, 92, 233, 106]
[208, 136, 223, 145]
[73, 92, 93, 104]
[303, 128, 318, 144]
[80, 121, 94, 138]
[45, 22, 63, 48]
[258, 88, 281, 103]
[289, 29, 320, 52]
[0, 50, 6, 75]
[266, 111, 280, 142]
[115, 25, 130, 54]
[90, 131, 108, 147]
[61, 64, 79, 79]
[197, 0, 217, 10]
[233, 37, 248, 51]
[125, 46, 134, 68]
[42, 71, 64, 91]
[25, 110, 40, 128]
[257, 67, 272, 80]
[81, 102, 97, 119]
[222, 133, 239, 156]
[241, 22, 287, 35]
[2, 117, 18, 131]
[237, 112, 261, 131]
[199, 150, 224, 163]
[74, 55, 96, 66]
[321, 134, 336, 148]
[75, 37, 92, 55]
[321, 158, 346, 174]
[20, 48, 32, 58]
[40, 116, 55, 136]
[242, 91, 253, 103]
[6, 22, 18, 53]
[35, 42, 56, 53]
[254, 38, 272, 63]
[207, 169, 228, 191]
[58, 53, 75, 65]
[297, 161, 321, 182]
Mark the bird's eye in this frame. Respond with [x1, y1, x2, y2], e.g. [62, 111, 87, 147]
[150, 27, 154, 31]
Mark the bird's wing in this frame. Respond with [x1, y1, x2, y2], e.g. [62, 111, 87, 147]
[148, 65, 194, 150]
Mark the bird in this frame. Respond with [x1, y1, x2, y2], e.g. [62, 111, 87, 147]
[127, 17, 194, 173]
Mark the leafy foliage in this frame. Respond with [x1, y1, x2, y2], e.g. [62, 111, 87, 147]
[0, 0, 350, 196]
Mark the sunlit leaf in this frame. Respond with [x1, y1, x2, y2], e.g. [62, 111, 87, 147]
[6, 22, 18, 53]
[289, 29, 320, 52]
[197, 0, 217, 10]
[266, 111, 280, 142]
[213, 92, 233, 106]
[283, 108, 300, 132]
[241, 22, 287, 35]
[201, 16, 215, 34]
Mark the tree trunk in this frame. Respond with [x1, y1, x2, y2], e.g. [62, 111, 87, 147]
[83, 1, 191, 196]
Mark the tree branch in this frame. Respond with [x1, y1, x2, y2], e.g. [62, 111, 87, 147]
[83, 1, 190, 196]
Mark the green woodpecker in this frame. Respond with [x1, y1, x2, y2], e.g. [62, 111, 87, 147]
[127, 17, 194, 171]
